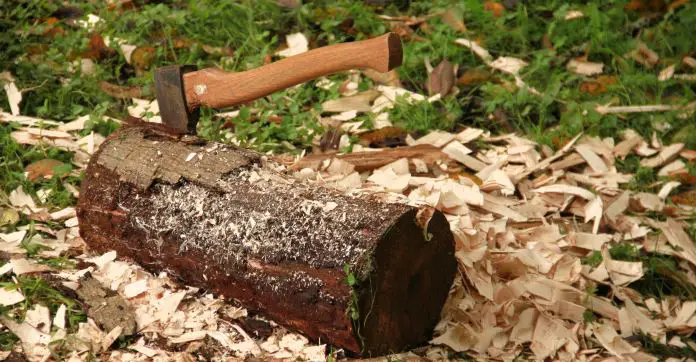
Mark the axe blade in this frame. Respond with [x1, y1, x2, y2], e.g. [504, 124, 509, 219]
[154, 65, 199, 134]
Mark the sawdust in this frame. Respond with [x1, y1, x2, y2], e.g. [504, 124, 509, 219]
[124, 160, 411, 281]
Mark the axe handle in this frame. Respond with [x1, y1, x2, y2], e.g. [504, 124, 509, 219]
[182, 33, 402, 110]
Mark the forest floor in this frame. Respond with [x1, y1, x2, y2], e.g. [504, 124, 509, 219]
[1, 0, 695, 361]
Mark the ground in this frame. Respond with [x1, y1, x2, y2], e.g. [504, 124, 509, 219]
[1, 0, 695, 361]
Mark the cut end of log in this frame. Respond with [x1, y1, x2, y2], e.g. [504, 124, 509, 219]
[358, 208, 456, 356]
[76, 123, 456, 356]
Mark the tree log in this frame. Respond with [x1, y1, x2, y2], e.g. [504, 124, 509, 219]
[76, 123, 456, 356]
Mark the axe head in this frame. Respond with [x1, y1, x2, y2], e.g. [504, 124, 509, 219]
[154, 65, 199, 134]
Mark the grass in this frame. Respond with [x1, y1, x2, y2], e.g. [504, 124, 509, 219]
[582, 242, 696, 300]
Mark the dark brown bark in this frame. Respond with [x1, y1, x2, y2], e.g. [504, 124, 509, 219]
[77, 123, 456, 356]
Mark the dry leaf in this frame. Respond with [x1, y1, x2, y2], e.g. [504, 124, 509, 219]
[632, 42, 660, 68]
[429, 60, 455, 97]
[25, 159, 64, 181]
[457, 68, 491, 86]
[484, 2, 505, 17]
[440, 9, 467, 32]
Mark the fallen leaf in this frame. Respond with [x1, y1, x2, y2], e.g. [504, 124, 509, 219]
[130, 46, 156, 71]
[632, 42, 660, 68]
[457, 68, 491, 86]
[362, 68, 401, 87]
[358, 126, 407, 148]
[440, 8, 467, 32]
[415, 130, 455, 148]
[580, 75, 617, 95]
[25, 159, 64, 181]
[671, 190, 696, 206]
[82, 33, 115, 60]
[429, 60, 455, 97]
[484, 1, 505, 17]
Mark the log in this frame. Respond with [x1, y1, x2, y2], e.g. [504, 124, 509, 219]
[76, 123, 457, 356]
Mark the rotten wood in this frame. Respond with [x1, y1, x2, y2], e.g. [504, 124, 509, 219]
[77, 123, 456, 356]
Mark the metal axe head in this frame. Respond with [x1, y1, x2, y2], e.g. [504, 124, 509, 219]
[154, 65, 200, 134]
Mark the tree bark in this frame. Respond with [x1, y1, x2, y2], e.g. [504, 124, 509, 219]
[77, 123, 456, 356]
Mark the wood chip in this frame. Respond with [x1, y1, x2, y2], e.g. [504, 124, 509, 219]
[576, 145, 609, 173]
[124, 279, 148, 298]
[276, 33, 308, 57]
[415, 131, 455, 148]
[640, 143, 684, 168]
[534, 184, 595, 200]
[0, 287, 25, 306]
[2, 77, 22, 116]
[567, 59, 604, 76]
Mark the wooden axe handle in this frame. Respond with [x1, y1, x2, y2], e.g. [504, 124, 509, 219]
[183, 33, 402, 110]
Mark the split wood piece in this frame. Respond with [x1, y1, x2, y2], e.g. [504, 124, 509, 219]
[76, 123, 456, 356]
[290, 144, 449, 172]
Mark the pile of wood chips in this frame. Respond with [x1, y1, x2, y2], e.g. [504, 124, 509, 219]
[2, 72, 695, 361]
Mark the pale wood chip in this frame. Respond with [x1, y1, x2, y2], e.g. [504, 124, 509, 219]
[605, 191, 630, 220]
[454, 38, 493, 62]
[169, 330, 208, 344]
[456, 128, 485, 144]
[0, 286, 24, 306]
[531, 314, 575, 359]
[657, 181, 680, 200]
[123, 279, 148, 298]
[572, 233, 612, 251]
[550, 153, 585, 170]
[53, 304, 67, 329]
[367, 169, 410, 192]
[377, 157, 409, 175]
[659, 219, 696, 267]
[11, 258, 51, 275]
[575, 145, 609, 173]
[658, 64, 676, 81]
[596, 102, 696, 114]
[415, 130, 455, 148]
[640, 143, 684, 168]
[431, 323, 476, 352]
[567, 59, 604, 76]
[321, 90, 380, 113]
[276, 32, 308, 57]
[592, 322, 639, 357]
[658, 160, 686, 177]
[601, 246, 643, 286]
[534, 184, 595, 200]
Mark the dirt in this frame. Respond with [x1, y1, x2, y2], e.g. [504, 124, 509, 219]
[75, 276, 137, 336]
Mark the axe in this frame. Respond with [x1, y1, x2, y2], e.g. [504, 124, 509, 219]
[153, 33, 402, 134]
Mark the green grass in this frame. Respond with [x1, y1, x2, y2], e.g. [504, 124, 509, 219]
[582, 242, 696, 300]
